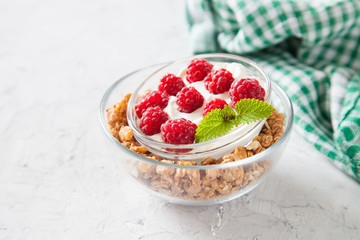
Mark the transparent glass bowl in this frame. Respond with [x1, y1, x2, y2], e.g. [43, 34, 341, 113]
[99, 54, 293, 205]
[127, 54, 272, 163]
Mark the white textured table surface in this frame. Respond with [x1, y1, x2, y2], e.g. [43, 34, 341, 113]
[1, 1, 359, 239]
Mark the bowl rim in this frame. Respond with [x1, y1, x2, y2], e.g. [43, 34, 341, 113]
[99, 55, 294, 170]
[127, 53, 272, 150]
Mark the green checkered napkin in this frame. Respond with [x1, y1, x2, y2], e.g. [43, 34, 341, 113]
[186, 0, 360, 182]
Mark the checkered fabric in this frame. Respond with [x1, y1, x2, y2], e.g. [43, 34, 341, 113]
[186, 0, 360, 182]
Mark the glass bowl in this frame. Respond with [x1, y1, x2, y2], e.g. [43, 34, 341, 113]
[127, 54, 272, 163]
[99, 53, 293, 205]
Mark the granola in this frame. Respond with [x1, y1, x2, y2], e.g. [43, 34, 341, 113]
[106, 94, 285, 200]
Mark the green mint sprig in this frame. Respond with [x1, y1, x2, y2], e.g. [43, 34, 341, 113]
[194, 99, 275, 143]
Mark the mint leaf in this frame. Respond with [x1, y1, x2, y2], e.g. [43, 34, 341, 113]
[194, 99, 275, 143]
[195, 108, 236, 143]
[234, 99, 275, 125]
[221, 105, 236, 118]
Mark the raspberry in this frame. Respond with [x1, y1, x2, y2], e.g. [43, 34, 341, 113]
[203, 98, 229, 116]
[158, 73, 185, 96]
[229, 78, 265, 107]
[161, 118, 197, 144]
[186, 58, 213, 83]
[204, 68, 234, 94]
[176, 86, 204, 113]
[135, 90, 169, 117]
[139, 107, 169, 135]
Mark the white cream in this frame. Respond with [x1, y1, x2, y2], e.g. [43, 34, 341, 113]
[146, 62, 257, 142]
[162, 62, 249, 125]
[162, 81, 230, 125]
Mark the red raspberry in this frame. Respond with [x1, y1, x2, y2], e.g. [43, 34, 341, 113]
[135, 90, 169, 117]
[161, 118, 197, 144]
[204, 68, 234, 94]
[158, 73, 185, 96]
[203, 98, 229, 116]
[139, 107, 169, 135]
[229, 78, 265, 107]
[186, 58, 213, 83]
[176, 86, 204, 113]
